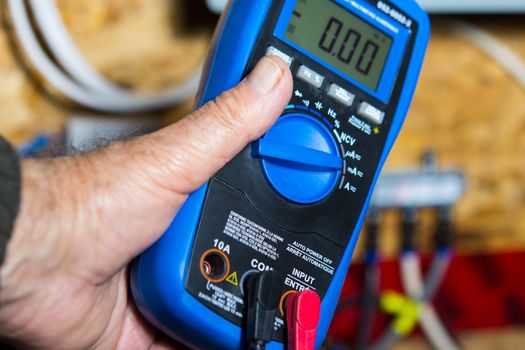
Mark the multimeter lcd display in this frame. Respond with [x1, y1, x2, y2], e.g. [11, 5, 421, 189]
[285, 0, 393, 91]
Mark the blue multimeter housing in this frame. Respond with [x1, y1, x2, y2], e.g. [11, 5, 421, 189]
[131, 0, 430, 349]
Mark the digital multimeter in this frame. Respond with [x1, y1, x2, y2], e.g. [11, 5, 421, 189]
[131, 0, 429, 349]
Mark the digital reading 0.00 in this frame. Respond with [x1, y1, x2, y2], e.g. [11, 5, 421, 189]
[286, 0, 393, 91]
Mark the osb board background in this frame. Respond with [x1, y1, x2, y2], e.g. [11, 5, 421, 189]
[383, 17, 525, 257]
[0, 0, 212, 142]
[0, 1, 524, 348]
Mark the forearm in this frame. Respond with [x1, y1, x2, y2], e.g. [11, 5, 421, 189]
[1, 160, 62, 295]
[0, 137, 21, 267]
[0, 157, 84, 342]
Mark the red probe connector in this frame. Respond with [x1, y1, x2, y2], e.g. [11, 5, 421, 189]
[286, 290, 321, 350]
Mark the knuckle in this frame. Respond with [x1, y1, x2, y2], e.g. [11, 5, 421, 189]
[205, 85, 255, 140]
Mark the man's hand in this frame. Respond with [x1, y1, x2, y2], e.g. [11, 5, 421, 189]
[0, 56, 293, 350]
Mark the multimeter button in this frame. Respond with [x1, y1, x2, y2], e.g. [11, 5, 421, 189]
[327, 84, 355, 107]
[266, 46, 293, 67]
[358, 102, 386, 125]
[255, 114, 342, 204]
[297, 66, 324, 89]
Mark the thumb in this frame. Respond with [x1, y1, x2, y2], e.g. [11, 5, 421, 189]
[72, 56, 293, 279]
[140, 55, 293, 195]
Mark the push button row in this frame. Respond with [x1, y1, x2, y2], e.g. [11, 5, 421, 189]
[297, 65, 324, 89]
[297, 65, 353, 108]
[266, 46, 294, 67]
[357, 102, 386, 125]
[327, 84, 355, 107]
[266, 46, 385, 126]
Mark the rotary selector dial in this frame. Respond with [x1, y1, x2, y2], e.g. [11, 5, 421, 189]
[253, 113, 343, 204]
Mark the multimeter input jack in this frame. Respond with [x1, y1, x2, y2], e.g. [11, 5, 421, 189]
[199, 249, 230, 283]
[279, 290, 299, 316]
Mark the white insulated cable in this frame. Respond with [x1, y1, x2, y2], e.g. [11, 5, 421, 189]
[400, 252, 424, 297]
[29, 0, 125, 95]
[206, 0, 228, 14]
[400, 252, 460, 350]
[419, 303, 459, 350]
[450, 20, 525, 89]
[8, 0, 201, 113]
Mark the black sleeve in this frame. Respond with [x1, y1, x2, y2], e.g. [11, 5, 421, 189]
[0, 136, 21, 266]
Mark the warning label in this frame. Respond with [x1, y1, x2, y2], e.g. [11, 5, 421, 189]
[198, 282, 243, 318]
[223, 211, 283, 261]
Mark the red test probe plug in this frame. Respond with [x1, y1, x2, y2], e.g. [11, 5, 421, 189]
[286, 290, 321, 350]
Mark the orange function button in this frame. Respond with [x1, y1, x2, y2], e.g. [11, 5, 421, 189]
[199, 249, 230, 283]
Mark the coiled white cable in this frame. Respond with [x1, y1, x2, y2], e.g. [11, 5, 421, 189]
[8, 0, 201, 113]
[450, 20, 525, 89]
[205, 0, 228, 14]
[29, 0, 128, 95]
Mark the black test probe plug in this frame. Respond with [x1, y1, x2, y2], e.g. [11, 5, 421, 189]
[355, 209, 382, 350]
[244, 271, 285, 350]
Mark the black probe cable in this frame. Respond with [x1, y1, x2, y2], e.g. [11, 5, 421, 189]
[413, 208, 460, 350]
[401, 209, 459, 350]
[400, 208, 459, 350]
[355, 209, 382, 350]
[368, 210, 419, 350]
[366, 209, 420, 350]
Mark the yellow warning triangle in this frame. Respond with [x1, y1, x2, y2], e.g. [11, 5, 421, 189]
[226, 271, 238, 286]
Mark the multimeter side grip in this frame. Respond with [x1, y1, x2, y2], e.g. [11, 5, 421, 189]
[130, 185, 212, 348]
[198, 0, 273, 106]
[131, 1, 273, 349]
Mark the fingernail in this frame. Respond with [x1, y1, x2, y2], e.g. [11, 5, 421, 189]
[247, 56, 285, 94]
